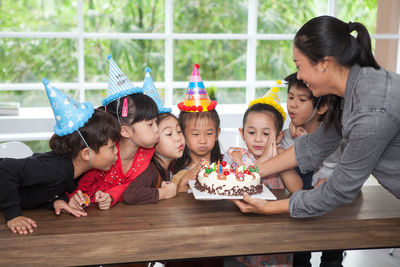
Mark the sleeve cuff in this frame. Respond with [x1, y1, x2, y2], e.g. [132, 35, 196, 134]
[3, 205, 22, 222]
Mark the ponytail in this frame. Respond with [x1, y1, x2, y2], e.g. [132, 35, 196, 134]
[294, 16, 380, 69]
[350, 21, 380, 69]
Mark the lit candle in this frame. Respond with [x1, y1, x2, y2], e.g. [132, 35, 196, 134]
[234, 161, 236, 173]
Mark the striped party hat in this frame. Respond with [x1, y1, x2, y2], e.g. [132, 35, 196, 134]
[102, 55, 143, 106]
[248, 80, 286, 122]
[143, 67, 171, 113]
[177, 64, 217, 112]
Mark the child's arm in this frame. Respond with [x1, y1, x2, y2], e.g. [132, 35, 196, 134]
[68, 190, 89, 212]
[95, 191, 112, 210]
[6, 216, 37, 235]
[158, 181, 177, 200]
[225, 147, 246, 165]
[53, 199, 87, 217]
[123, 163, 176, 204]
[173, 162, 202, 192]
[279, 168, 303, 194]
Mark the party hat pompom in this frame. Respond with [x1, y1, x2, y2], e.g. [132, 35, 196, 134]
[42, 78, 94, 136]
[177, 64, 217, 112]
[248, 80, 286, 122]
[142, 67, 171, 113]
[102, 55, 143, 106]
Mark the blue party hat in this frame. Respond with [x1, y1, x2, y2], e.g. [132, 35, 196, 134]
[42, 78, 94, 136]
[143, 67, 171, 113]
[102, 55, 143, 106]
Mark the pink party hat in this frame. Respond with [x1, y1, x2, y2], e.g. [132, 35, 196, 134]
[177, 64, 217, 112]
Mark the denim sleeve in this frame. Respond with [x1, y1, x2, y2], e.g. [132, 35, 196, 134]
[290, 110, 398, 217]
[294, 124, 342, 174]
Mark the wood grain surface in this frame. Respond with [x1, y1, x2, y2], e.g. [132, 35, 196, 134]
[0, 186, 399, 266]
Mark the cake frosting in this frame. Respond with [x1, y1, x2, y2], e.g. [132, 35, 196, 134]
[195, 161, 262, 196]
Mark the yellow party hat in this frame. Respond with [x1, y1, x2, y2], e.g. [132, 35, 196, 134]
[248, 80, 286, 122]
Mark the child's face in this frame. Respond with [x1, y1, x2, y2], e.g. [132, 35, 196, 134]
[156, 116, 185, 160]
[92, 139, 118, 171]
[184, 116, 219, 160]
[239, 111, 280, 159]
[130, 118, 159, 148]
[287, 85, 315, 127]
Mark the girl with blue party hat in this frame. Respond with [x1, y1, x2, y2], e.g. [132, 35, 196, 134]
[69, 56, 161, 211]
[0, 78, 120, 235]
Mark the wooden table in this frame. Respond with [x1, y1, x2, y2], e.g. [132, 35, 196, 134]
[1, 186, 399, 266]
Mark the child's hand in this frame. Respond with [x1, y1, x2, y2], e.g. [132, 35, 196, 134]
[227, 147, 245, 165]
[7, 216, 37, 235]
[69, 190, 89, 211]
[54, 199, 87, 217]
[289, 122, 308, 138]
[177, 161, 202, 192]
[158, 181, 177, 200]
[314, 178, 328, 188]
[95, 191, 112, 210]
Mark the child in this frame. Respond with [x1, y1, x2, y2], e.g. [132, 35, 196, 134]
[282, 73, 345, 267]
[123, 68, 179, 204]
[172, 64, 222, 192]
[124, 113, 183, 204]
[223, 85, 303, 267]
[0, 79, 120, 234]
[225, 85, 303, 193]
[69, 56, 159, 211]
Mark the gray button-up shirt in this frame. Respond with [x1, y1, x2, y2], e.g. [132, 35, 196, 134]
[289, 64, 400, 217]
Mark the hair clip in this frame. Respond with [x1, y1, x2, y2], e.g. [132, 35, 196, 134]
[122, 98, 128, 117]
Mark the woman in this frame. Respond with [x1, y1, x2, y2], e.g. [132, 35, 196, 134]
[233, 15, 400, 218]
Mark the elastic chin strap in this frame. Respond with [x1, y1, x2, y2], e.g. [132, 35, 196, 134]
[302, 97, 321, 126]
[128, 138, 137, 147]
[77, 130, 92, 169]
[116, 98, 122, 126]
[155, 151, 174, 161]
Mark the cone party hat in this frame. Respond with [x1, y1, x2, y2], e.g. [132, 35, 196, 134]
[102, 55, 143, 106]
[42, 78, 94, 136]
[248, 80, 286, 122]
[177, 64, 217, 112]
[143, 67, 171, 113]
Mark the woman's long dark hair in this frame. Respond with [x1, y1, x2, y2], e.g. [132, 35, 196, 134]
[294, 16, 379, 134]
[174, 110, 222, 173]
[294, 15, 380, 69]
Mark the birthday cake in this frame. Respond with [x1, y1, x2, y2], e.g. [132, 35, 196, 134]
[195, 161, 262, 196]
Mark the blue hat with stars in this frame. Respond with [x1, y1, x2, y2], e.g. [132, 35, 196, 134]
[142, 67, 171, 113]
[42, 78, 94, 136]
[102, 55, 143, 106]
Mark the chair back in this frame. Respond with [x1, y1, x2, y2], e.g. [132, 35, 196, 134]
[0, 141, 33, 159]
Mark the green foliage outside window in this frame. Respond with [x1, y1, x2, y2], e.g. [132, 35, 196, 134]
[0, 0, 378, 152]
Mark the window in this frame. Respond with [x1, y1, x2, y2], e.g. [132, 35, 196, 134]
[1, 0, 397, 152]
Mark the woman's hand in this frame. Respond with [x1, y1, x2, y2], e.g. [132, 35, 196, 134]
[232, 193, 290, 215]
[7, 216, 37, 235]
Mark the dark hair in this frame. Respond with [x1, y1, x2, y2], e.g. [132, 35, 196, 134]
[49, 108, 121, 159]
[294, 15, 380, 69]
[152, 113, 178, 181]
[104, 93, 158, 126]
[285, 72, 342, 133]
[174, 110, 222, 173]
[243, 103, 284, 133]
